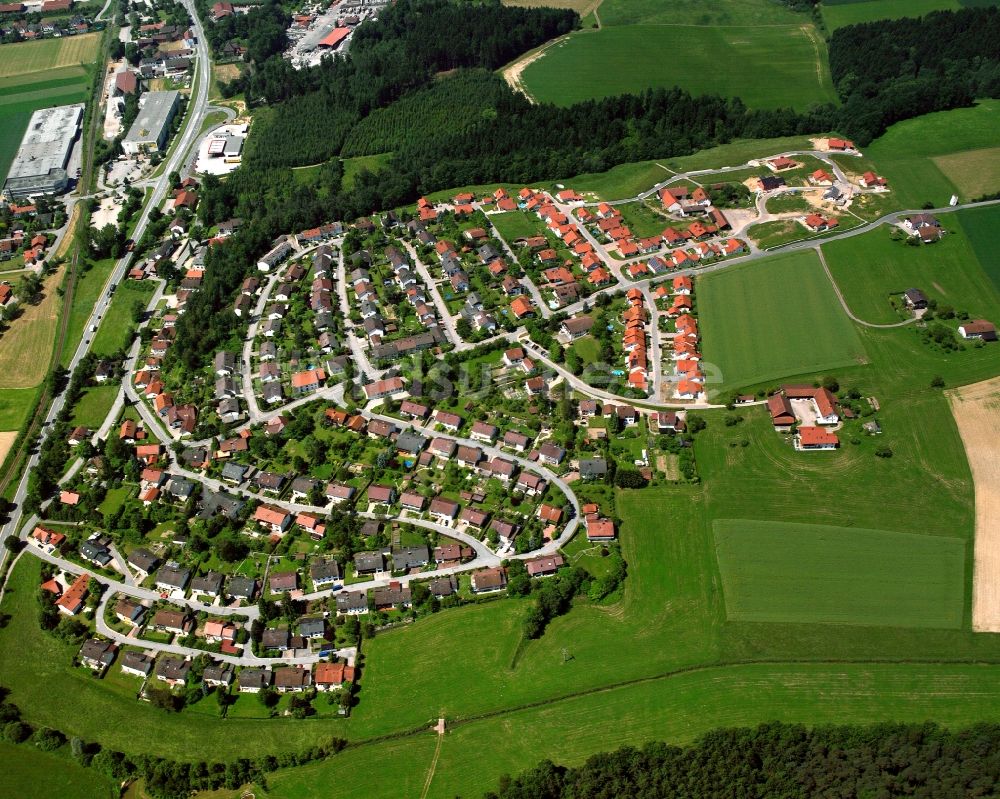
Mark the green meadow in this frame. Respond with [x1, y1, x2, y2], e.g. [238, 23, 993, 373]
[821, 207, 1000, 325]
[520, 23, 837, 109]
[697, 250, 867, 393]
[715, 520, 966, 627]
[822, 0, 961, 31]
[860, 100, 1000, 207]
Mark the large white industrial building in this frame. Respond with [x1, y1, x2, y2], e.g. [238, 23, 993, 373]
[2, 103, 85, 201]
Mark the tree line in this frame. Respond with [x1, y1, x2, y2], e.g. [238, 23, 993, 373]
[486, 721, 1000, 799]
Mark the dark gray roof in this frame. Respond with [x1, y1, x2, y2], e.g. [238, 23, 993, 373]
[392, 545, 429, 571]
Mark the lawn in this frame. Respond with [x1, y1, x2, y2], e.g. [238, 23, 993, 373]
[822, 0, 960, 31]
[570, 335, 601, 364]
[0, 741, 118, 799]
[489, 210, 548, 242]
[821, 209, 1000, 325]
[0, 386, 40, 429]
[91, 280, 155, 356]
[697, 250, 867, 393]
[613, 201, 668, 238]
[71, 385, 119, 429]
[714, 519, 966, 627]
[520, 24, 837, 110]
[62, 256, 116, 368]
[863, 100, 1000, 207]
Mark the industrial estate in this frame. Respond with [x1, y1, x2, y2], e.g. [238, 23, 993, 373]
[1, 0, 1000, 798]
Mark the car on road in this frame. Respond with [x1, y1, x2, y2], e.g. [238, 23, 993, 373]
[125, 239, 135, 252]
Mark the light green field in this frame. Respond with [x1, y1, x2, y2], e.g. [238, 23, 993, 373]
[91, 281, 155, 356]
[0, 34, 101, 78]
[71, 385, 120, 429]
[0, 741, 118, 799]
[821, 208, 1000, 325]
[599, 0, 809, 26]
[341, 153, 392, 190]
[714, 520, 966, 627]
[521, 24, 837, 110]
[698, 250, 867, 392]
[822, 0, 961, 31]
[933, 147, 1000, 201]
[490, 210, 548, 241]
[0, 386, 40, 429]
[863, 100, 1000, 207]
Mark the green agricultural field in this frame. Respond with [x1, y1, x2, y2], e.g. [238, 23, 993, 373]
[598, 0, 809, 27]
[0, 741, 118, 799]
[520, 23, 837, 109]
[63, 257, 117, 368]
[71, 385, 120, 429]
[863, 100, 1000, 207]
[0, 386, 40, 429]
[698, 251, 867, 393]
[821, 209, 1000, 325]
[714, 520, 966, 627]
[960, 204, 1000, 292]
[822, 0, 960, 31]
[0, 34, 101, 78]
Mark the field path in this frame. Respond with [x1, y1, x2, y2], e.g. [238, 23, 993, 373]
[815, 246, 917, 329]
[418, 722, 446, 799]
[948, 377, 1000, 632]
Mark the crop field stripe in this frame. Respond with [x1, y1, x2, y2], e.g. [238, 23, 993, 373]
[714, 519, 966, 628]
[960, 205, 1000, 293]
[697, 250, 867, 392]
[822, 0, 961, 31]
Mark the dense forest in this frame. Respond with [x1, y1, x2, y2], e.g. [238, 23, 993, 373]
[829, 6, 1000, 143]
[172, 1, 1000, 370]
[486, 722, 1000, 799]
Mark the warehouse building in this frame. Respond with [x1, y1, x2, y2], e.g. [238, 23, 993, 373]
[122, 90, 181, 155]
[2, 103, 84, 201]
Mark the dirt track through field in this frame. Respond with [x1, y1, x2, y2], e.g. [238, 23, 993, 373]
[949, 377, 1000, 632]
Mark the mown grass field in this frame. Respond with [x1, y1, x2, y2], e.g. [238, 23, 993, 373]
[863, 100, 1000, 207]
[91, 280, 155, 356]
[698, 250, 867, 393]
[933, 146, 1000, 201]
[520, 23, 837, 109]
[490, 210, 548, 241]
[0, 386, 40, 429]
[822, 0, 960, 31]
[715, 520, 966, 627]
[71, 384, 119, 428]
[821, 208, 1000, 325]
[0, 33, 101, 78]
[0, 740, 118, 799]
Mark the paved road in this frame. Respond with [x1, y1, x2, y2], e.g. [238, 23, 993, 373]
[400, 240, 469, 348]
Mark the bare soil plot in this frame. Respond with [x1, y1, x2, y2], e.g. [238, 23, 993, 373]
[0, 431, 17, 466]
[949, 376, 1000, 632]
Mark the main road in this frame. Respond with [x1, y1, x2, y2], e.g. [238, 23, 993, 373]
[0, 0, 213, 570]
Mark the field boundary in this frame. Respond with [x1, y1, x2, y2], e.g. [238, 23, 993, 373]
[948, 376, 1000, 632]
